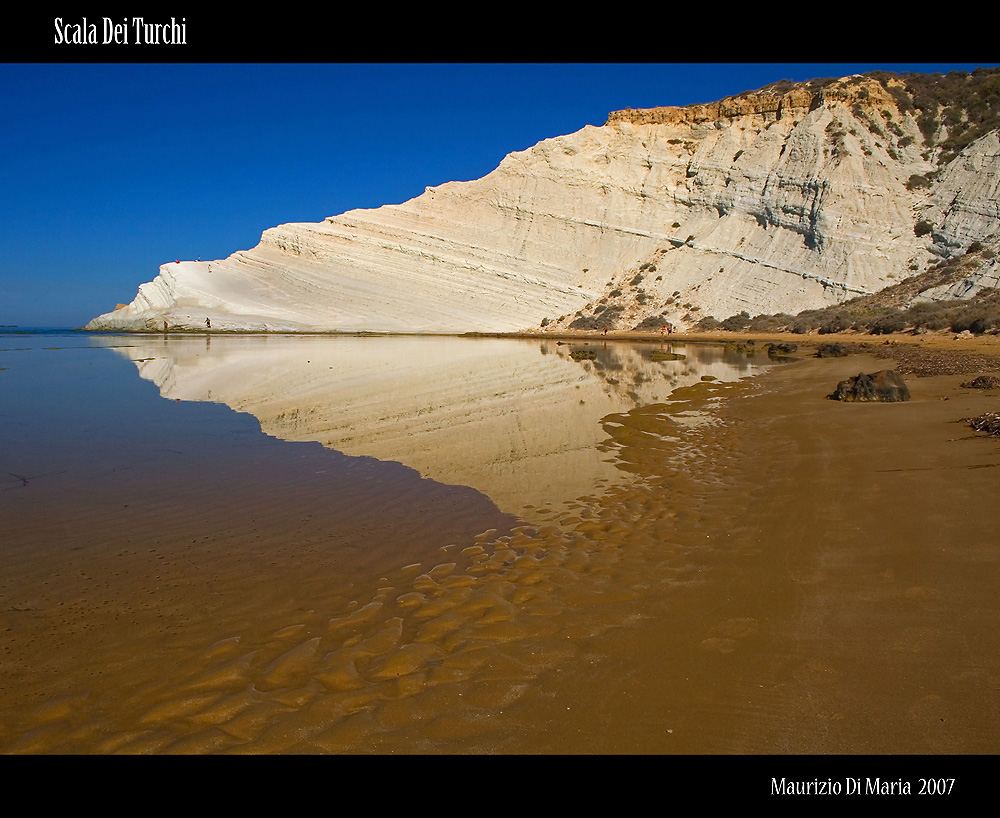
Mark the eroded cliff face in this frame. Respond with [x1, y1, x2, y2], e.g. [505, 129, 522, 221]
[86, 73, 1000, 334]
[912, 130, 1000, 301]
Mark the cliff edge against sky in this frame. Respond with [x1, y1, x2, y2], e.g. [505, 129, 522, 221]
[87, 69, 1000, 334]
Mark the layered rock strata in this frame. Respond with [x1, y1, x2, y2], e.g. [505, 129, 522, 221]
[87, 73, 1000, 334]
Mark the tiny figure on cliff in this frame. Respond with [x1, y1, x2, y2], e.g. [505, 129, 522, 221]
[205, 317, 211, 329]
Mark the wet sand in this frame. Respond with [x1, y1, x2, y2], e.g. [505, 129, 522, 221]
[2, 334, 1000, 754]
[491, 340, 1000, 753]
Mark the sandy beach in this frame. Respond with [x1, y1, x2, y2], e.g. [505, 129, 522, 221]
[2, 330, 999, 754]
[498, 331, 1000, 753]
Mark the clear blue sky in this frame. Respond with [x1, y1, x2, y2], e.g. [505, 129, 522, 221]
[2, 62, 995, 328]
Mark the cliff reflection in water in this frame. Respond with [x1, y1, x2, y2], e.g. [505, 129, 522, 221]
[97, 334, 772, 516]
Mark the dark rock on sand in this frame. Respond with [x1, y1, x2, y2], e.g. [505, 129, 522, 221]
[816, 343, 850, 358]
[829, 369, 911, 402]
[767, 342, 798, 357]
[960, 375, 1000, 389]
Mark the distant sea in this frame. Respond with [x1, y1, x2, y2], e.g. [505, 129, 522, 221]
[0, 326, 92, 335]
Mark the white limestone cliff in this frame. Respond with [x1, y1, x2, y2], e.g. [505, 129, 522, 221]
[910, 130, 1000, 302]
[86, 73, 1000, 334]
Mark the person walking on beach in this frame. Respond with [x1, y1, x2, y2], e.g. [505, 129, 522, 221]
[205, 317, 211, 329]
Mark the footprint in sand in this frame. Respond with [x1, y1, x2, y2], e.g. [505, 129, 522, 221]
[791, 659, 842, 685]
[699, 617, 759, 653]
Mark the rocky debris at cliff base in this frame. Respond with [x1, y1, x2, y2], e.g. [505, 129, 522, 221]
[872, 343, 1000, 377]
[829, 370, 911, 402]
[960, 375, 1000, 389]
[967, 412, 1000, 436]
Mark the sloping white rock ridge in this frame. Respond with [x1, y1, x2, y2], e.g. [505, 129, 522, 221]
[86, 72, 1000, 334]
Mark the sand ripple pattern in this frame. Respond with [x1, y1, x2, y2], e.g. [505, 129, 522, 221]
[2, 379, 747, 754]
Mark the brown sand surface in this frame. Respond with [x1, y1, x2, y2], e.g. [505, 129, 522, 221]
[481, 343, 1000, 753]
[3, 335, 999, 753]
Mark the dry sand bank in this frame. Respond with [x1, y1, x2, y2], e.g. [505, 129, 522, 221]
[2, 335, 999, 753]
